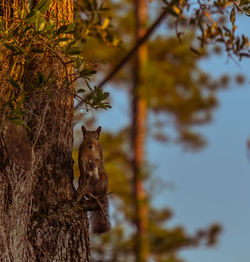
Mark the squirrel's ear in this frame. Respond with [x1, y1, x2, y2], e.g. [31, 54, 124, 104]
[96, 126, 102, 136]
[81, 126, 87, 134]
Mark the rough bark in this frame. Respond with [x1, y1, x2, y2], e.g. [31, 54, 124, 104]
[0, 1, 93, 261]
[132, 0, 149, 261]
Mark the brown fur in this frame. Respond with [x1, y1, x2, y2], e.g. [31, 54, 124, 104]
[78, 126, 111, 234]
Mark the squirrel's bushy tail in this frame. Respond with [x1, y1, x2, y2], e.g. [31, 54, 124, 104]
[90, 195, 111, 234]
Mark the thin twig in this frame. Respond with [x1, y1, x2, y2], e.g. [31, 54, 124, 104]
[88, 192, 109, 225]
[74, 8, 168, 111]
[32, 103, 49, 152]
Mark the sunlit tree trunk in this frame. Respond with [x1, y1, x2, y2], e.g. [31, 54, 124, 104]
[0, 1, 90, 261]
[132, 0, 149, 261]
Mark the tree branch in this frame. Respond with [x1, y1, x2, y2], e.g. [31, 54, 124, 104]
[74, 7, 168, 111]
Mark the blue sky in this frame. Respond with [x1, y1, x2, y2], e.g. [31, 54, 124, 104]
[150, 83, 250, 262]
[93, 13, 250, 262]
[96, 76, 250, 262]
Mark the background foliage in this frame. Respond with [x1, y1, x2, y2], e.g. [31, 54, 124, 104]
[73, 0, 249, 261]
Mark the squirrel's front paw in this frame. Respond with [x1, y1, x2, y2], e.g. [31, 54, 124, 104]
[83, 195, 90, 201]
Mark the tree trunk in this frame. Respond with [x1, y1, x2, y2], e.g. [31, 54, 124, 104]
[0, 1, 91, 261]
[132, 0, 149, 261]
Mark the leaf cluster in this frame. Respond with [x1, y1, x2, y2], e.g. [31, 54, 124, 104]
[162, 0, 250, 59]
[74, 0, 121, 47]
[0, 0, 112, 125]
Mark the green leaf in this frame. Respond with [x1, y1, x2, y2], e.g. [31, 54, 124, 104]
[80, 68, 96, 77]
[0, 17, 3, 31]
[9, 79, 20, 90]
[43, 21, 55, 32]
[26, 9, 36, 19]
[77, 89, 86, 94]
[37, 72, 45, 84]
[31, 48, 44, 53]
[102, 92, 110, 100]
[9, 118, 25, 125]
[62, 79, 69, 87]
[46, 70, 54, 83]
[239, 0, 249, 6]
[65, 47, 81, 55]
[3, 43, 18, 52]
[64, 23, 76, 33]
[35, 0, 51, 13]
[38, 21, 46, 31]
[230, 7, 236, 25]
[190, 47, 200, 55]
[55, 23, 75, 35]
[99, 103, 107, 109]
[64, 40, 76, 51]
[58, 37, 71, 42]
[55, 25, 68, 35]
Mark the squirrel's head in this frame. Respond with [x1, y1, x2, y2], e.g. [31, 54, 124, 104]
[81, 126, 102, 149]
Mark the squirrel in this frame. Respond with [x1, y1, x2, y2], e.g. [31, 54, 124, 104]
[78, 125, 111, 234]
